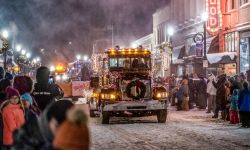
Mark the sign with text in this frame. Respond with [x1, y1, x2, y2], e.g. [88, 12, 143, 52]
[72, 81, 90, 96]
[196, 43, 203, 57]
[203, 60, 208, 68]
[206, 0, 222, 35]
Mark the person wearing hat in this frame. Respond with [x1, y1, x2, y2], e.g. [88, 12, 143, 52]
[12, 100, 74, 150]
[32, 66, 64, 111]
[53, 107, 89, 150]
[1, 86, 25, 149]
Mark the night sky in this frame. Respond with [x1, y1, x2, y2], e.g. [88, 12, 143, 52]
[0, 0, 169, 65]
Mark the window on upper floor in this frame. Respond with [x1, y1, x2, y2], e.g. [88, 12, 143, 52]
[240, 0, 250, 6]
[226, 0, 237, 11]
[225, 32, 238, 52]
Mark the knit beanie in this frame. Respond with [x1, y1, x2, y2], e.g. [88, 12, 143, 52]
[21, 93, 33, 104]
[5, 86, 20, 99]
[53, 109, 89, 150]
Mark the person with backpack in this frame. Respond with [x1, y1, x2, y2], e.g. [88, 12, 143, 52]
[238, 82, 250, 128]
[32, 66, 64, 111]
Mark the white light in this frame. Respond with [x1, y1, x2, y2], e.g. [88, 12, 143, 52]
[26, 52, 31, 58]
[244, 64, 249, 67]
[167, 26, 174, 36]
[83, 55, 88, 61]
[50, 66, 55, 72]
[2, 30, 9, 38]
[33, 59, 37, 63]
[16, 45, 21, 52]
[56, 75, 61, 81]
[36, 57, 40, 61]
[62, 74, 68, 80]
[202, 12, 209, 21]
[131, 43, 137, 48]
[21, 49, 26, 55]
[76, 55, 81, 60]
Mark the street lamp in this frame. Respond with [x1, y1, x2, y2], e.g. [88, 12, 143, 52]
[202, 12, 208, 76]
[167, 26, 174, 76]
[1, 30, 9, 70]
[83, 55, 88, 61]
[21, 49, 26, 55]
[26, 52, 31, 58]
[16, 45, 21, 52]
[76, 55, 81, 60]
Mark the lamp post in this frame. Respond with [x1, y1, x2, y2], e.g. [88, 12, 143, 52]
[167, 26, 174, 76]
[2, 30, 9, 70]
[202, 12, 208, 76]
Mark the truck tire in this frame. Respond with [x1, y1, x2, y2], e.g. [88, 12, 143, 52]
[157, 110, 167, 123]
[102, 111, 110, 124]
[90, 110, 95, 117]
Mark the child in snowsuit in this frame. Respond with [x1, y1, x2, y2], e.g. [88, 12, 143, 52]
[230, 89, 240, 124]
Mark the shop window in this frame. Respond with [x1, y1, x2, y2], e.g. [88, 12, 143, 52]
[225, 32, 237, 52]
[240, 0, 249, 6]
[240, 37, 250, 73]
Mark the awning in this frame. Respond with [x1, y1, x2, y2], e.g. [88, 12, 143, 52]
[207, 35, 219, 54]
[178, 46, 186, 59]
[207, 52, 237, 64]
[172, 45, 184, 64]
[187, 44, 196, 57]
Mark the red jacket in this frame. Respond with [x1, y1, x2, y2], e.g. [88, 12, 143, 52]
[2, 103, 25, 145]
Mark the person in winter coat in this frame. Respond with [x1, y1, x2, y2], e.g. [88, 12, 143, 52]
[0, 79, 11, 149]
[0, 79, 11, 105]
[176, 77, 189, 111]
[206, 74, 217, 113]
[53, 107, 90, 150]
[197, 75, 207, 109]
[230, 89, 240, 124]
[188, 73, 195, 109]
[238, 82, 250, 128]
[14, 75, 41, 115]
[12, 100, 74, 150]
[212, 74, 227, 118]
[1, 87, 25, 149]
[0, 67, 5, 80]
[32, 66, 64, 111]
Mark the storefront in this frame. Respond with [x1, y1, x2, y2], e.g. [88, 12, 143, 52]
[239, 30, 250, 73]
[171, 45, 185, 77]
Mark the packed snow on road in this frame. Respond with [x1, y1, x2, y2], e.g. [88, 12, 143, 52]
[89, 107, 250, 150]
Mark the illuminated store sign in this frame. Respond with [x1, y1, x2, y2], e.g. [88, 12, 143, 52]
[206, 0, 222, 35]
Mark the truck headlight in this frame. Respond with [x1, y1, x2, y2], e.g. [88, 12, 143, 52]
[156, 92, 168, 99]
[56, 75, 61, 81]
[62, 74, 68, 80]
[110, 94, 116, 99]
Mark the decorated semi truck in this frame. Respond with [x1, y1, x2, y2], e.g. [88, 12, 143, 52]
[90, 46, 168, 124]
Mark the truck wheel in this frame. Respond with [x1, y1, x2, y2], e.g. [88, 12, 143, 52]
[102, 111, 110, 124]
[157, 110, 167, 123]
[90, 110, 95, 117]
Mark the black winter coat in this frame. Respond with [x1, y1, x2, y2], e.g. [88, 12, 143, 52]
[32, 83, 64, 111]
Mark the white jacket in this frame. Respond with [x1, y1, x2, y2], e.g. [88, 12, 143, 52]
[207, 80, 217, 95]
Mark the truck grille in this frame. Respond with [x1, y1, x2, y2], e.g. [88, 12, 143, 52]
[127, 106, 146, 109]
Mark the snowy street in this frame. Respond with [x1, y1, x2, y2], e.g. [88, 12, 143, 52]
[90, 107, 250, 150]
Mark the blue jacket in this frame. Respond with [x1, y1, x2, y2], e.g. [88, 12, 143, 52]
[238, 89, 250, 112]
[230, 89, 239, 111]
